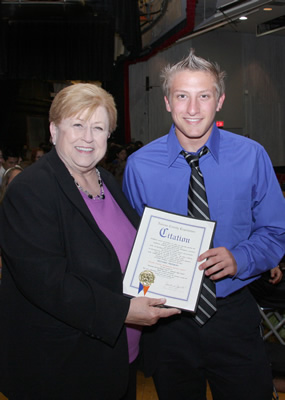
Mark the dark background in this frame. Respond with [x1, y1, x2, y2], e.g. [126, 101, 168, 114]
[0, 0, 142, 149]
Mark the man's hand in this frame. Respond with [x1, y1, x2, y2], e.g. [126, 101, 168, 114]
[269, 265, 283, 284]
[125, 297, 181, 326]
[197, 247, 237, 280]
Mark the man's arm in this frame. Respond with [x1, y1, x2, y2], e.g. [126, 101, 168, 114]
[123, 156, 145, 216]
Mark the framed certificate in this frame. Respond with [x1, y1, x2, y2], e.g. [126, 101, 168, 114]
[123, 206, 216, 312]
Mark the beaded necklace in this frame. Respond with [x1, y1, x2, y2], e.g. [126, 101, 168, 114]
[73, 168, 105, 200]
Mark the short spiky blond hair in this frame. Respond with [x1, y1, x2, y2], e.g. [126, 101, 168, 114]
[161, 48, 226, 100]
[49, 83, 117, 133]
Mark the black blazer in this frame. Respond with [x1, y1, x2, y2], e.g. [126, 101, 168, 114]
[0, 148, 140, 400]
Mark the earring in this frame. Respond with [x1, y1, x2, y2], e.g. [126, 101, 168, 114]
[53, 142, 56, 146]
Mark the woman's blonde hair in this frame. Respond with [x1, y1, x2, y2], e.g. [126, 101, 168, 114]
[49, 83, 117, 133]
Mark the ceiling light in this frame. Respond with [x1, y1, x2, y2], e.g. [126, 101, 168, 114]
[263, 7, 273, 10]
[239, 15, 248, 20]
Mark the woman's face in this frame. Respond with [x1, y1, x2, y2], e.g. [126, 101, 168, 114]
[117, 149, 127, 161]
[50, 106, 110, 175]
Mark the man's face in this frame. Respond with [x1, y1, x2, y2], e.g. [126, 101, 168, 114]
[3, 156, 19, 170]
[164, 70, 225, 152]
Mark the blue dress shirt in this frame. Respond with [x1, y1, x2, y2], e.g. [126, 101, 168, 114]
[123, 124, 285, 298]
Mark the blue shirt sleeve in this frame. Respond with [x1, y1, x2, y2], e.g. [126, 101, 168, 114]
[230, 145, 285, 280]
[123, 158, 146, 216]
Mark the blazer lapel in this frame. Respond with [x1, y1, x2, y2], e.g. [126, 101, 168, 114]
[45, 148, 140, 236]
[45, 148, 105, 233]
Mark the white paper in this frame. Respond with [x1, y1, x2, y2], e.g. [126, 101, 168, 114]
[123, 207, 216, 312]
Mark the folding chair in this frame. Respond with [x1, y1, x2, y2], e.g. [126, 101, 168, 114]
[258, 305, 285, 345]
[257, 305, 285, 400]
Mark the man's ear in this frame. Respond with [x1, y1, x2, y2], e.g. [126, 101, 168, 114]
[216, 93, 225, 112]
[50, 122, 58, 145]
[164, 96, 172, 113]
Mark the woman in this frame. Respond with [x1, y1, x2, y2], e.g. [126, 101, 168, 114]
[0, 164, 24, 204]
[0, 84, 180, 400]
[0, 165, 24, 282]
[30, 147, 45, 163]
[107, 144, 128, 186]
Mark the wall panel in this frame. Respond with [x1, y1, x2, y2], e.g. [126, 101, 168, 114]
[128, 30, 285, 165]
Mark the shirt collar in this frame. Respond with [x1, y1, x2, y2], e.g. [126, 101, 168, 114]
[205, 124, 220, 164]
[167, 123, 220, 165]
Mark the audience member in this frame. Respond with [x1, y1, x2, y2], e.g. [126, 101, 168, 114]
[125, 141, 144, 157]
[0, 147, 5, 186]
[108, 144, 128, 185]
[0, 164, 23, 283]
[0, 165, 24, 204]
[2, 147, 20, 171]
[30, 146, 48, 163]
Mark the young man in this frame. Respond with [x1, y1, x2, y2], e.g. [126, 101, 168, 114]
[2, 147, 20, 171]
[123, 49, 285, 399]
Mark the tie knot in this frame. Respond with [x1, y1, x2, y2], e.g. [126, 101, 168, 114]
[181, 147, 208, 169]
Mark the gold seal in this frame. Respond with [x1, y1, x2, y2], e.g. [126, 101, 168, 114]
[139, 270, 155, 286]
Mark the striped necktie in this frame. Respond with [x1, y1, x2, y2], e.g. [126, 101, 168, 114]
[181, 147, 217, 326]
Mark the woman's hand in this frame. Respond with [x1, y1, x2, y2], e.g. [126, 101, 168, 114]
[125, 297, 181, 326]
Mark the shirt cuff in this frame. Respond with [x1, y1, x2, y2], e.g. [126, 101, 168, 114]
[231, 247, 250, 279]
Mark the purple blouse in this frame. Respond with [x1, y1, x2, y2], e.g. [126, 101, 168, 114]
[79, 183, 141, 363]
